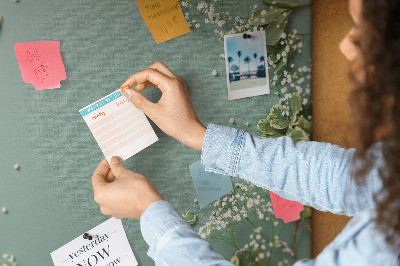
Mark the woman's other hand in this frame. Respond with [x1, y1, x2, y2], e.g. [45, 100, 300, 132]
[91, 157, 164, 219]
[120, 61, 206, 152]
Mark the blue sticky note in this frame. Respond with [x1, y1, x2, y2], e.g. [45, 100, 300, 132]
[189, 161, 234, 208]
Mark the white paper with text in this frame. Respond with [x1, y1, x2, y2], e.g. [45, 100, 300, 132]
[51, 218, 137, 266]
[79, 89, 158, 162]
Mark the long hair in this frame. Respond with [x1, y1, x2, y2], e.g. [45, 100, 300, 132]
[350, 0, 400, 252]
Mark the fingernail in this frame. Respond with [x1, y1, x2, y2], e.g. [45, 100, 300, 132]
[125, 89, 133, 100]
[110, 156, 122, 165]
[121, 85, 130, 92]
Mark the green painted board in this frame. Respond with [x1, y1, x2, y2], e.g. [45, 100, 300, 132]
[0, 0, 312, 265]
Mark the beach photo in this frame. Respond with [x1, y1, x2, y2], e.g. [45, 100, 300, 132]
[224, 30, 270, 100]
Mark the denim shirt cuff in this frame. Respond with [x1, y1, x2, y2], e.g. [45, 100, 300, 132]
[201, 123, 245, 176]
[140, 200, 189, 260]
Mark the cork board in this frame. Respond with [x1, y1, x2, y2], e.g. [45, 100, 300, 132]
[312, 0, 353, 257]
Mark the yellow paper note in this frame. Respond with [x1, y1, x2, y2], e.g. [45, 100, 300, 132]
[137, 0, 191, 44]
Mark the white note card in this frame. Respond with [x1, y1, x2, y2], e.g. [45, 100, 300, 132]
[79, 89, 158, 162]
[51, 218, 138, 266]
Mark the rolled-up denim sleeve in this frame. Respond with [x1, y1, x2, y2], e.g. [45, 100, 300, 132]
[140, 200, 234, 265]
[201, 124, 383, 216]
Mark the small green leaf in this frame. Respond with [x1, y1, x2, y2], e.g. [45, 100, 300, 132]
[263, 0, 303, 8]
[250, 7, 288, 26]
[269, 104, 285, 119]
[290, 113, 297, 127]
[261, 132, 283, 138]
[289, 126, 309, 141]
[182, 211, 197, 226]
[270, 118, 290, 129]
[257, 118, 280, 135]
[230, 255, 240, 266]
[274, 57, 287, 77]
[290, 92, 302, 115]
[265, 12, 291, 46]
[298, 116, 312, 133]
[300, 206, 312, 221]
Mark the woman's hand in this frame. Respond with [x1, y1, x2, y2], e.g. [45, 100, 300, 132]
[120, 61, 206, 152]
[91, 157, 164, 219]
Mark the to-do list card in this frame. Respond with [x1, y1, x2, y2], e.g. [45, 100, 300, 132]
[79, 89, 158, 162]
[51, 218, 138, 266]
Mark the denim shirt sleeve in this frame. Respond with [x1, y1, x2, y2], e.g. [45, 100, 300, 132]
[201, 124, 383, 216]
[140, 200, 234, 265]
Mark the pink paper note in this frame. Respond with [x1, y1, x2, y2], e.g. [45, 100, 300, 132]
[270, 191, 304, 223]
[14, 41, 67, 90]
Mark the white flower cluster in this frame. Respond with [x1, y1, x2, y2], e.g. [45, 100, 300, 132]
[197, 180, 295, 264]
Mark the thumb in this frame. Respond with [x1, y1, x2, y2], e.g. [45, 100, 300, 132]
[109, 156, 128, 179]
[122, 88, 155, 115]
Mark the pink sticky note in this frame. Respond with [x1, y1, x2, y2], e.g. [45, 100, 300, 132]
[14, 41, 67, 90]
[270, 191, 304, 223]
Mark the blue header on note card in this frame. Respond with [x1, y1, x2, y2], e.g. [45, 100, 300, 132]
[80, 91, 123, 117]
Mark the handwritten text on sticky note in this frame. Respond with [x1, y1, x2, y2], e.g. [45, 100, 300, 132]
[269, 191, 304, 223]
[51, 218, 138, 266]
[190, 161, 233, 209]
[137, 0, 191, 44]
[14, 41, 67, 90]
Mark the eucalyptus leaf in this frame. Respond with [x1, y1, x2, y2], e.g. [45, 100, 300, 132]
[290, 92, 302, 115]
[298, 116, 312, 133]
[274, 57, 287, 77]
[250, 7, 288, 26]
[265, 11, 291, 46]
[262, 0, 302, 8]
[270, 118, 290, 129]
[289, 126, 309, 141]
[269, 44, 287, 63]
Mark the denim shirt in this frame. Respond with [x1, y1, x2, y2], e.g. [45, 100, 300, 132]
[140, 124, 399, 265]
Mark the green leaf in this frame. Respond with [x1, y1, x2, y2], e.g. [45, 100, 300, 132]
[262, 0, 302, 8]
[289, 126, 309, 141]
[261, 132, 283, 138]
[300, 206, 312, 221]
[274, 57, 287, 77]
[250, 7, 288, 26]
[290, 92, 302, 115]
[290, 113, 297, 127]
[265, 11, 291, 46]
[230, 255, 240, 266]
[298, 116, 312, 133]
[257, 118, 280, 135]
[181, 211, 197, 226]
[269, 104, 285, 119]
[270, 118, 290, 129]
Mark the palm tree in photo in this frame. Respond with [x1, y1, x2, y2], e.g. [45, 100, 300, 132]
[228, 56, 234, 73]
[237, 51, 242, 78]
[259, 55, 265, 66]
[253, 53, 258, 72]
[244, 56, 251, 78]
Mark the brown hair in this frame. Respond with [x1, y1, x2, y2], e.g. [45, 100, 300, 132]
[350, 0, 400, 253]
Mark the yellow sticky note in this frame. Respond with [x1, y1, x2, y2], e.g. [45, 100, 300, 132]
[137, 0, 191, 44]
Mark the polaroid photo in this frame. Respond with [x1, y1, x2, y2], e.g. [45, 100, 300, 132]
[224, 30, 270, 100]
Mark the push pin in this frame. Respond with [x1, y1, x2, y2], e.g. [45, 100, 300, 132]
[2, 207, 7, 214]
[14, 164, 20, 170]
[229, 118, 235, 124]
[242, 33, 251, 39]
[212, 70, 218, 76]
[83, 233, 93, 240]
[245, 122, 250, 127]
